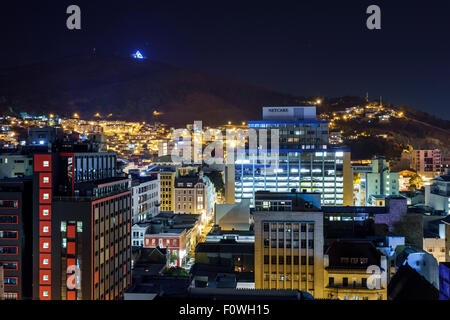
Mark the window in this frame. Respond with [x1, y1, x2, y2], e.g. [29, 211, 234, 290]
[43, 176, 49, 183]
[43, 242, 49, 249]
[43, 259, 49, 265]
[343, 278, 348, 287]
[43, 226, 49, 233]
[43, 161, 49, 168]
[43, 193, 49, 200]
[0, 247, 17, 254]
[43, 291, 49, 297]
[43, 275, 49, 282]
[0, 200, 18, 208]
[0, 216, 18, 224]
[329, 277, 334, 286]
[42, 209, 49, 216]
[362, 278, 367, 288]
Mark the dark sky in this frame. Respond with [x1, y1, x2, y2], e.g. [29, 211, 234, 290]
[1, 0, 449, 119]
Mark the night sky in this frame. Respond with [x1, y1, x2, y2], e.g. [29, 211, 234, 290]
[1, 0, 449, 119]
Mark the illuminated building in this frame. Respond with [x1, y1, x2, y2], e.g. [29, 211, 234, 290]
[32, 150, 132, 300]
[142, 213, 201, 267]
[352, 156, 399, 206]
[324, 240, 388, 300]
[0, 178, 33, 300]
[235, 106, 352, 207]
[410, 149, 442, 178]
[130, 174, 160, 223]
[253, 191, 325, 298]
[425, 175, 450, 215]
[0, 154, 33, 179]
[158, 169, 176, 212]
[174, 172, 215, 216]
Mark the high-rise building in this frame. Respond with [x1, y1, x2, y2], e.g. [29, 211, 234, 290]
[32, 150, 132, 300]
[157, 169, 177, 212]
[235, 106, 352, 207]
[0, 178, 33, 300]
[410, 149, 441, 178]
[253, 191, 324, 298]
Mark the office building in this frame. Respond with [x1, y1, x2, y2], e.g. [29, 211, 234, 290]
[0, 178, 33, 300]
[32, 150, 132, 300]
[253, 191, 324, 298]
[235, 106, 352, 207]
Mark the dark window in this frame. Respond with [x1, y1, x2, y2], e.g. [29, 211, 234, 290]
[0, 200, 18, 208]
[343, 278, 348, 287]
[271, 256, 277, 265]
[0, 216, 18, 224]
[264, 255, 269, 264]
[329, 277, 334, 286]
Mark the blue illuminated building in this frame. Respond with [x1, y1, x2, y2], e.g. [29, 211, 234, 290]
[234, 106, 353, 207]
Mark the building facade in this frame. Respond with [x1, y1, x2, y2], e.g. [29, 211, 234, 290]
[130, 174, 160, 223]
[324, 240, 388, 300]
[174, 172, 215, 216]
[0, 154, 33, 179]
[353, 156, 399, 206]
[253, 191, 324, 298]
[235, 106, 352, 207]
[411, 149, 442, 178]
[425, 175, 450, 215]
[159, 170, 176, 212]
[32, 151, 132, 300]
[0, 179, 33, 300]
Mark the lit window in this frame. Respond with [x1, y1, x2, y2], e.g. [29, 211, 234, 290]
[43, 226, 49, 233]
[43, 209, 49, 216]
[43, 193, 49, 200]
[43, 259, 49, 265]
[43, 161, 49, 168]
[43, 275, 49, 282]
[43, 177, 49, 183]
[43, 291, 49, 297]
[43, 242, 49, 249]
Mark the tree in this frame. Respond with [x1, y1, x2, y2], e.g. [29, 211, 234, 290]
[204, 170, 225, 195]
[408, 174, 423, 191]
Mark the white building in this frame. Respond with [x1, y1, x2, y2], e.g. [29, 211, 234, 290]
[0, 154, 33, 179]
[132, 222, 151, 247]
[130, 174, 160, 223]
[425, 175, 450, 215]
